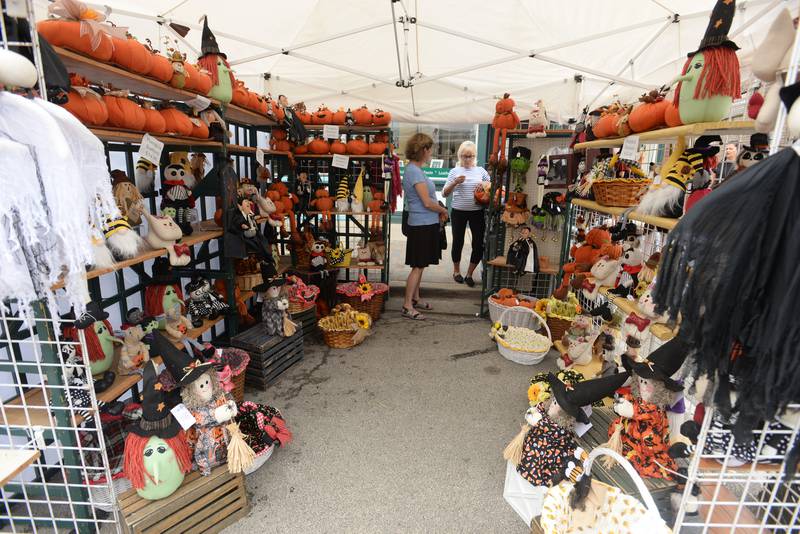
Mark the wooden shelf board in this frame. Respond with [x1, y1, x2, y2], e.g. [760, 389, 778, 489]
[698, 457, 783, 475]
[52, 223, 223, 290]
[169, 316, 224, 349]
[0, 388, 53, 426]
[486, 263, 559, 275]
[89, 127, 222, 149]
[294, 153, 383, 160]
[507, 129, 574, 138]
[598, 287, 676, 341]
[224, 104, 277, 127]
[0, 449, 40, 487]
[227, 144, 256, 155]
[341, 264, 385, 270]
[302, 124, 390, 133]
[552, 340, 604, 378]
[262, 150, 292, 157]
[571, 199, 678, 231]
[54, 47, 211, 103]
[573, 120, 755, 150]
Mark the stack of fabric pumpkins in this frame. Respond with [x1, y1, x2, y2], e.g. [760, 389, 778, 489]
[292, 132, 390, 156]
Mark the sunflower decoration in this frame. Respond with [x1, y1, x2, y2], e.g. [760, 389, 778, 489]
[527, 381, 549, 405]
[336, 275, 388, 301]
[355, 312, 372, 330]
[356, 275, 375, 302]
[528, 369, 586, 406]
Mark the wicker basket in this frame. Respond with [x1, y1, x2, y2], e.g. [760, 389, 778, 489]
[321, 328, 361, 349]
[244, 444, 275, 475]
[231, 371, 246, 403]
[494, 306, 552, 365]
[592, 179, 651, 207]
[340, 293, 385, 320]
[288, 300, 316, 315]
[236, 273, 262, 291]
[488, 294, 537, 324]
[546, 315, 572, 341]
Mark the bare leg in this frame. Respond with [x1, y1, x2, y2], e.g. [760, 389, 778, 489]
[404, 267, 424, 311]
[466, 262, 479, 278]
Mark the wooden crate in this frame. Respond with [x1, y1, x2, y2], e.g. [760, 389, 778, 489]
[291, 306, 318, 339]
[231, 325, 304, 390]
[118, 465, 248, 534]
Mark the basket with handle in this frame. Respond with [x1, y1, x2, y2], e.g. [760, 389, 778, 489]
[488, 294, 537, 324]
[592, 179, 651, 207]
[494, 306, 552, 365]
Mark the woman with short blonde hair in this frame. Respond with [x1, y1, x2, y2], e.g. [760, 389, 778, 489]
[442, 140, 490, 286]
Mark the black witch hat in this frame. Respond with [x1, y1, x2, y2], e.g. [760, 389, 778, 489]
[512, 146, 532, 161]
[693, 135, 722, 157]
[74, 301, 109, 329]
[252, 261, 285, 293]
[199, 15, 225, 59]
[590, 302, 613, 323]
[130, 360, 181, 438]
[547, 372, 629, 424]
[150, 331, 215, 387]
[150, 257, 179, 285]
[623, 337, 689, 391]
[744, 133, 769, 151]
[688, 0, 740, 57]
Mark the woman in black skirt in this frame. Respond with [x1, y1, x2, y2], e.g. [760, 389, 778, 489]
[402, 133, 449, 320]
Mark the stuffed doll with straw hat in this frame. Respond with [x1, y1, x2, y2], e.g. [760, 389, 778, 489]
[604, 338, 689, 480]
[123, 360, 192, 500]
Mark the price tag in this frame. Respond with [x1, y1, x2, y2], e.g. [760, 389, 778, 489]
[5, 0, 27, 18]
[573, 406, 593, 437]
[322, 124, 340, 139]
[185, 95, 211, 112]
[620, 135, 640, 161]
[138, 134, 164, 165]
[256, 148, 266, 166]
[331, 153, 350, 169]
[171, 403, 197, 430]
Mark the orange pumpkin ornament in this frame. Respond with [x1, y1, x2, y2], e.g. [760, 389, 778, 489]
[36, 19, 114, 61]
[62, 74, 108, 126]
[160, 107, 194, 136]
[373, 132, 389, 143]
[664, 102, 683, 127]
[146, 51, 173, 83]
[593, 113, 620, 138]
[294, 144, 309, 155]
[308, 137, 330, 155]
[103, 92, 146, 130]
[231, 80, 250, 107]
[352, 105, 373, 126]
[189, 117, 209, 139]
[372, 109, 391, 126]
[110, 36, 152, 75]
[294, 103, 312, 124]
[273, 140, 291, 152]
[329, 140, 347, 154]
[368, 141, 387, 155]
[331, 108, 346, 125]
[141, 102, 166, 134]
[312, 105, 332, 125]
[628, 89, 670, 133]
[346, 136, 369, 155]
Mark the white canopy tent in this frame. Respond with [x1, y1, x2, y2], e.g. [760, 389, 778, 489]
[34, 0, 796, 124]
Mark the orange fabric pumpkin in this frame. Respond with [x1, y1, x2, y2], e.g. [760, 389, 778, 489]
[331, 108, 346, 125]
[593, 114, 620, 138]
[368, 142, 386, 155]
[664, 103, 682, 127]
[294, 144, 309, 155]
[142, 106, 166, 134]
[271, 129, 288, 141]
[628, 100, 669, 133]
[269, 99, 285, 122]
[189, 118, 209, 139]
[308, 137, 330, 155]
[62, 89, 108, 126]
[246, 91, 261, 112]
[147, 52, 173, 83]
[352, 106, 373, 125]
[273, 140, 291, 152]
[296, 109, 312, 124]
[373, 132, 389, 143]
[103, 95, 146, 130]
[346, 136, 368, 155]
[110, 37, 152, 75]
[160, 107, 193, 136]
[312, 106, 332, 125]
[330, 140, 346, 154]
[184, 63, 212, 95]
[36, 20, 113, 61]
[372, 109, 391, 126]
[231, 81, 250, 107]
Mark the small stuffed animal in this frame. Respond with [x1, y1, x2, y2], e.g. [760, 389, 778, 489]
[164, 304, 193, 342]
[582, 256, 620, 300]
[119, 324, 150, 374]
[526, 99, 548, 138]
[186, 276, 230, 328]
[599, 334, 620, 377]
[335, 177, 351, 212]
[310, 241, 328, 272]
[295, 172, 313, 215]
[367, 239, 386, 266]
[349, 192, 364, 213]
[561, 314, 594, 347]
[367, 191, 386, 236]
[135, 157, 157, 193]
[310, 188, 335, 231]
[638, 283, 668, 323]
[609, 246, 644, 298]
[355, 239, 375, 265]
[142, 211, 191, 266]
[160, 152, 195, 235]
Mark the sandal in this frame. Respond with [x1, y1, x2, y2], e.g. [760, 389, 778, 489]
[401, 307, 425, 320]
[413, 300, 432, 310]
[453, 273, 464, 284]
[464, 277, 475, 287]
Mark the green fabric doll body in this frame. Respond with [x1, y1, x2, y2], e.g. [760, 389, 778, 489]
[89, 320, 116, 376]
[675, 52, 733, 125]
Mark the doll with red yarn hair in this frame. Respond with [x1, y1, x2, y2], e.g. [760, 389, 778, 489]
[144, 258, 185, 320]
[62, 301, 119, 376]
[196, 15, 235, 104]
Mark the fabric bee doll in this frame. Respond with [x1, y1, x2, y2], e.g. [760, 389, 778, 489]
[637, 137, 705, 218]
[185, 275, 230, 328]
[606, 338, 689, 480]
[160, 152, 195, 235]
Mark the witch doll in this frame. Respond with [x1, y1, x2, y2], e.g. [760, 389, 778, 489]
[144, 258, 185, 323]
[227, 194, 272, 263]
[196, 16, 235, 104]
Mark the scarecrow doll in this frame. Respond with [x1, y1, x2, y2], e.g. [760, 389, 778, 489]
[254, 267, 296, 338]
[123, 360, 192, 500]
[144, 258, 185, 322]
[196, 16, 235, 104]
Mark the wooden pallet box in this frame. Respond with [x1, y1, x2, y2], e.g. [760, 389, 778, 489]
[118, 465, 248, 534]
[291, 305, 318, 339]
[231, 325, 304, 390]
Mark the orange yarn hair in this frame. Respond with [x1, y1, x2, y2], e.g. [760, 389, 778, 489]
[62, 320, 114, 362]
[144, 284, 184, 317]
[123, 431, 193, 490]
[673, 46, 741, 105]
[197, 55, 236, 87]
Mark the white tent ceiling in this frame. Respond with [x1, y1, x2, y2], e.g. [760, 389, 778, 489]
[35, 0, 797, 123]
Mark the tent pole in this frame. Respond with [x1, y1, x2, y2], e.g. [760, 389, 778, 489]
[532, 54, 650, 89]
[730, 0, 782, 38]
[390, 0, 406, 84]
[418, 79, 571, 116]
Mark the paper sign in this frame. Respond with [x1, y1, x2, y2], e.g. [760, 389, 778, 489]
[619, 135, 640, 161]
[256, 148, 266, 166]
[573, 406, 593, 437]
[331, 153, 350, 169]
[138, 134, 164, 165]
[171, 403, 197, 430]
[322, 124, 340, 139]
[5, 0, 27, 18]
[185, 95, 211, 112]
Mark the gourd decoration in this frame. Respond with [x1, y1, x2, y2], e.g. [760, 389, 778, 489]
[144, 258, 186, 319]
[62, 73, 108, 126]
[62, 301, 119, 376]
[160, 106, 193, 136]
[248, 92, 267, 114]
[330, 139, 347, 154]
[268, 96, 286, 122]
[628, 88, 669, 133]
[308, 136, 330, 155]
[123, 359, 192, 500]
[196, 16, 235, 103]
[489, 93, 520, 172]
[346, 135, 368, 155]
[110, 34, 152, 75]
[231, 80, 250, 107]
[352, 105, 374, 125]
[368, 140, 387, 155]
[144, 39, 173, 83]
[331, 107, 346, 125]
[372, 108, 391, 126]
[141, 101, 166, 134]
[312, 105, 332, 125]
[669, 0, 740, 125]
[36, 0, 122, 61]
[103, 90, 146, 130]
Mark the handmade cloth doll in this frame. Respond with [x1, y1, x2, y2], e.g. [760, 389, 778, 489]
[295, 171, 313, 217]
[735, 133, 769, 172]
[606, 338, 689, 479]
[609, 245, 644, 298]
[558, 314, 597, 370]
[164, 304, 193, 342]
[155, 332, 237, 476]
[227, 195, 272, 261]
[123, 360, 192, 500]
[119, 324, 149, 374]
[185, 275, 230, 328]
[526, 100, 548, 138]
[196, 16, 235, 104]
[278, 95, 308, 145]
[64, 301, 119, 376]
[505, 226, 539, 275]
[144, 258, 185, 321]
[637, 137, 705, 217]
[49, 342, 96, 422]
[255, 272, 296, 338]
[160, 152, 195, 235]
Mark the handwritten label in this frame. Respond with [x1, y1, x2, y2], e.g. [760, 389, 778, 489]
[185, 95, 211, 112]
[620, 135, 640, 161]
[171, 403, 197, 430]
[256, 148, 266, 166]
[331, 153, 350, 169]
[322, 124, 340, 139]
[138, 134, 164, 165]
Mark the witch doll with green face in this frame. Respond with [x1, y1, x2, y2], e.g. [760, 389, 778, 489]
[123, 360, 192, 500]
[196, 15, 235, 104]
[144, 258, 185, 322]
[63, 301, 119, 376]
[667, 0, 741, 125]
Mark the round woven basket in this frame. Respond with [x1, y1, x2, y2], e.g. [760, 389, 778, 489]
[288, 300, 316, 315]
[321, 328, 360, 349]
[231, 372, 246, 403]
[340, 293, 385, 320]
[495, 306, 552, 365]
[236, 273, 262, 291]
[592, 180, 651, 207]
[488, 294, 537, 324]
[546, 316, 572, 341]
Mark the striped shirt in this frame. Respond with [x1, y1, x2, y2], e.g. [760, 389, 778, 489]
[446, 166, 490, 211]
